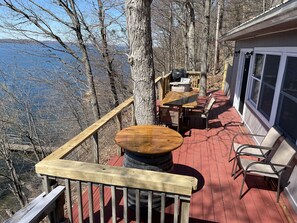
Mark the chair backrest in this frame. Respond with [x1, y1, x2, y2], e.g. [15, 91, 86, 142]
[260, 127, 282, 147]
[204, 97, 216, 114]
[159, 106, 180, 127]
[270, 138, 296, 165]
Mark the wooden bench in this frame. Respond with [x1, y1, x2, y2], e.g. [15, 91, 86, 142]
[4, 186, 65, 223]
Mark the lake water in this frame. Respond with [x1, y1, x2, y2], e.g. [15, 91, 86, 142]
[0, 40, 129, 110]
[0, 40, 82, 103]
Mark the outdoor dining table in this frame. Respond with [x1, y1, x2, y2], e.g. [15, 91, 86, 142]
[115, 125, 184, 210]
[161, 91, 205, 109]
[160, 91, 208, 126]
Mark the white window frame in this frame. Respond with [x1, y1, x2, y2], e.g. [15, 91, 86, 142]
[274, 52, 297, 144]
[246, 48, 283, 126]
[246, 47, 297, 132]
[249, 53, 265, 107]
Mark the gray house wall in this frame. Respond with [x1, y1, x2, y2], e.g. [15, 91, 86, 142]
[228, 29, 297, 212]
[234, 29, 297, 48]
[228, 29, 297, 105]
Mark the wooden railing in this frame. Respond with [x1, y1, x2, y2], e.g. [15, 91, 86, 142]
[187, 71, 200, 90]
[13, 71, 200, 223]
[155, 70, 200, 100]
[4, 186, 65, 223]
[36, 160, 197, 223]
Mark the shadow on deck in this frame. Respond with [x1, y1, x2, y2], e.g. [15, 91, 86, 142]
[72, 90, 297, 223]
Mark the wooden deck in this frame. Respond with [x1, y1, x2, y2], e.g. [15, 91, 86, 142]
[72, 90, 297, 223]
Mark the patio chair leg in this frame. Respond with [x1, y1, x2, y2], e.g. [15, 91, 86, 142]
[277, 176, 282, 203]
[231, 157, 238, 177]
[239, 171, 247, 199]
[228, 145, 234, 162]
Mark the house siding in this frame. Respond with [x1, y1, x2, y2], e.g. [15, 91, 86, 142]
[234, 29, 297, 48]
[229, 29, 297, 212]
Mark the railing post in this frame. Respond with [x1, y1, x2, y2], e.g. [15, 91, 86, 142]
[42, 176, 53, 223]
[159, 73, 164, 100]
[42, 176, 65, 223]
[161, 72, 166, 98]
[93, 132, 99, 163]
[131, 103, 136, 126]
[55, 190, 65, 223]
[116, 112, 123, 156]
[179, 199, 190, 223]
[42, 175, 51, 194]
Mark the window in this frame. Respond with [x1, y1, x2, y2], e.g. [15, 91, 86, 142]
[258, 55, 280, 118]
[249, 53, 280, 120]
[250, 54, 264, 105]
[276, 56, 297, 141]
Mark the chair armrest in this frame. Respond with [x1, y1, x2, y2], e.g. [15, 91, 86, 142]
[245, 161, 290, 175]
[269, 162, 291, 175]
[232, 133, 265, 145]
[270, 163, 291, 169]
[236, 144, 274, 158]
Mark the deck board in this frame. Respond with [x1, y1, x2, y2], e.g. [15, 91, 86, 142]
[71, 90, 297, 223]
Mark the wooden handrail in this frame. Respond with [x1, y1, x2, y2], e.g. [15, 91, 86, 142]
[36, 159, 197, 196]
[43, 97, 134, 161]
[5, 186, 65, 223]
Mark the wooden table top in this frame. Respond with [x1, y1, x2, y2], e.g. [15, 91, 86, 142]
[115, 125, 183, 154]
[161, 91, 206, 109]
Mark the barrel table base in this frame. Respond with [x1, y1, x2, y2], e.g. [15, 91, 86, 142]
[124, 151, 173, 211]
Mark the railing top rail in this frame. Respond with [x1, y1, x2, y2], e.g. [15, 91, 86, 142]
[36, 159, 198, 196]
[44, 96, 134, 161]
[187, 71, 201, 75]
[155, 72, 171, 84]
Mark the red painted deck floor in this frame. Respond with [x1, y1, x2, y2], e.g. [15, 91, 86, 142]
[72, 90, 297, 223]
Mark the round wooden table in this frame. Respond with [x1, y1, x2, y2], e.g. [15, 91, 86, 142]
[115, 125, 183, 155]
[115, 125, 183, 210]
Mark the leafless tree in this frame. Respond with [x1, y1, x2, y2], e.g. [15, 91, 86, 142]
[184, 0, 195, 70]
[213, 0, 224, 75]
[0, 127, 28, 208]
[199, 0, 211, 96]
[125, 0, 156, 125]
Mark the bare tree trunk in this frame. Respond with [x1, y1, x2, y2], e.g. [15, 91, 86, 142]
[183, 19, 189, 70]
[185, 0, 195, 71]
[199, 0, 211, 96]
[0, 138, 28, 207]
[97, 0, 120, 108]
[213, 0, 223, 75]
[59, 0, 101, 122]
[96, 0, 123, 133]
[168, 2, 173, 72]
[126, 0, 156, 125]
